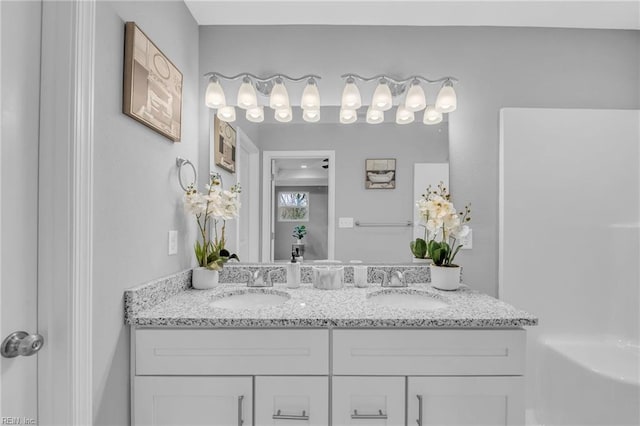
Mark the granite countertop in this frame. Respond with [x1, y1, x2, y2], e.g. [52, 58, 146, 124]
[125, 270, 538, 328]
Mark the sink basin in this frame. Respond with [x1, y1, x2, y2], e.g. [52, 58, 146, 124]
[210, 290, 290, 310]
[367, 290, 448, 311]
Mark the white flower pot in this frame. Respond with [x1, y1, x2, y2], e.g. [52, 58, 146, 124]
[430, 265, 461, 290]
[192, 267, 219, 290]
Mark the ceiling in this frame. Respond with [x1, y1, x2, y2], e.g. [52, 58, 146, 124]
[184, 0, 640, 30]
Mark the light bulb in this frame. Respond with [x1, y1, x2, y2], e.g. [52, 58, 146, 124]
[341, 78, 361, 109]
[405, 80, 426, 112]
[237, 77, 257, 109]
[366, 107, 384, 124]
[340, 108, 357, 124]
[269, 80, 290, 110]
[205, 78, 226, 109]
[371, 80, 393, 111]
[246, 106, 264, 123]
[435, 81, 457, 113]
[303, 109, 320, 123]
[423, 105, 443, 125]
[301, 79, 320, 110]
[274, 107, 292, 123]
[395, 104, 414, 125]
[216, 105, 236, 122]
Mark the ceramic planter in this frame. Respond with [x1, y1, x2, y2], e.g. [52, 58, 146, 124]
[192, 267, 220, 290]
[430, 265, 461, 290]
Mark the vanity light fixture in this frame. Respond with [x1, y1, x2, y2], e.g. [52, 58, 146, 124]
[341, 76, 362, 110]
[340, 108, 357, 124]
[341, 73, 458, 124]
[203, 72, 322, 123]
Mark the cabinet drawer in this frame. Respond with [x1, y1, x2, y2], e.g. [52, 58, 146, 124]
[255, 377, 329, 426]
[135, 329, 329, 375]
[333, 329, 525, 375]
[332, 377, 405, 426]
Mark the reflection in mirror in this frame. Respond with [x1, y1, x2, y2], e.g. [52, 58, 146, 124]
[233, 106, 449, 263]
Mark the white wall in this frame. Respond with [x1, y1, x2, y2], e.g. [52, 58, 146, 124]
[91, 2, 199, 424]
[199, 26, 640, 294]
[253, 123, 448, 262]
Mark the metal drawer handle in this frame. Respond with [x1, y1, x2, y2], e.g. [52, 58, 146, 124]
[238, 395, 244, 426]
[416, 394, 423, 426]
[272, 409, 309, 420]
[351, 409, 388, 420]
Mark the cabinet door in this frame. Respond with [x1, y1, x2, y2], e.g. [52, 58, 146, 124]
[332, 377, 405, 426]
[133, 376, 253, 426]
[408, 377, 524, 426]
[255, 376, 329, 425]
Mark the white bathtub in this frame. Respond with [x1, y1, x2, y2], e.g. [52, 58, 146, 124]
[534, 336, 640, 426]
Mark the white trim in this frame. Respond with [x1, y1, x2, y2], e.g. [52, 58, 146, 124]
[235, 128, 260, 262]
[0, 0, 4, 413]
[38, 1, 95, 424]
[262, 150, 336, 262]
[498, 108, 506, 300]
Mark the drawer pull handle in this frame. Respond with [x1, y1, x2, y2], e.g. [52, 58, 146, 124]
[351, 409, 388, 420]
[272, 409, 309, 420]
[238, 395, 244, 426]
[416, 394, 423, 426]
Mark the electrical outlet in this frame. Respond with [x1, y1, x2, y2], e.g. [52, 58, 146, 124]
[459, 228, 472, 249]
[168, 230, 178, 255]
[339, 217, 354, 228]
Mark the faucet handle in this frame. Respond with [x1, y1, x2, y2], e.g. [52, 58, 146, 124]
[372, 269, 388, 286]
[265, 270, 278, 286]
[390, 271, 405, 287]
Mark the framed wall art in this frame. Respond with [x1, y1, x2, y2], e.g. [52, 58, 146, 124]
[123, 22, 183, 142]
[365, 158, 396, 189]
[213, 117, 237, 173]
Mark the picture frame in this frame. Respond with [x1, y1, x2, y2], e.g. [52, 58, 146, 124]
[213, 117, 237, 173]
[365, 158, 396, 189]
[123, 22, 183, 142]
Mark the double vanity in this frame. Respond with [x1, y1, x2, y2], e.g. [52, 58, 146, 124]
[125, 264, 537, 426]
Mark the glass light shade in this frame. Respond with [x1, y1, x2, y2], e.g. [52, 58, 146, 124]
[237, 80, 257, 109]
[269, 81, 290, 109]
[216, 105, 236, 122]
[303, 109, 320, 123]
[435, 83, 457, 113]
[301, 82, 320, 110]
[339, 108, 357, 124]
[205, 79, 226, 109]
[395, 104, 415, 125]
[246, 106, 264, 123]
[423, 105, 443, 125]
[405, 82, 426, 112]
[366, 107, 384, 124]
[371, 81, 393, 111]
[274, 107, 292, 123]
[341, 81, 362, 109]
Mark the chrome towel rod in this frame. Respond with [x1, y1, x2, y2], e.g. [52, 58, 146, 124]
[355, 220, 413, 227]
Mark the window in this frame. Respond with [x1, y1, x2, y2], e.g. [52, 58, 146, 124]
[278, 192, 309, 222]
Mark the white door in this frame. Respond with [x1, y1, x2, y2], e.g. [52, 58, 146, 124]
[332, 377, 405, 426]
[255, 376, 329, 425]
[134, 376, 253, 426]
[0, 0, 43, 422]
[408, 377, 524, 426]
[235, 128, 260, 262]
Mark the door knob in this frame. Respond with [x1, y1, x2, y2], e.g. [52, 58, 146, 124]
[1, 331, 44, 358]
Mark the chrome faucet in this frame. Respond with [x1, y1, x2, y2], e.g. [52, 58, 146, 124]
[371, 270, 389, 286]
[388, 271, 407, 287]
[243, 269, 276, 287]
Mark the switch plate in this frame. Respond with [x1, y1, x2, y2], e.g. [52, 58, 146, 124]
[459, 228, 472, 249]
[168, 230, 178, 255]
[339, 217, 354, 228]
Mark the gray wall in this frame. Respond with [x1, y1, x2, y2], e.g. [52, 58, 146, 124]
[248, 122, 448, 262]
[200, 26, 640, 294]
[92, 2, 199, 424]
[274, 185, 329, 260]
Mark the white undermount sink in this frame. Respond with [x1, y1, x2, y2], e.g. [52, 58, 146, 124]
[367, 290, 448, 311]
[210, 290, 290, 310]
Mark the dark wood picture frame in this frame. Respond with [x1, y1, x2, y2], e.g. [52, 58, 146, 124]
[365, 158, 397, 189]
[213, 117, 237, 173]
[123, 22, 183, 142]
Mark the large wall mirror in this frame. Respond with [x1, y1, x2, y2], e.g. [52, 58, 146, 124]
[224, 106, 449, 263]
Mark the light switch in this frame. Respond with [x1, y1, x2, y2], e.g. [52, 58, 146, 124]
[339, 217, 354, 228]
[459, 228, 472, 249]
[168, 230, 178, 255]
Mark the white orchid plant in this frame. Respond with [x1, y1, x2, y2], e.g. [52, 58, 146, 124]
[184, 172, 241, 270]
[414, 182, 471, 266]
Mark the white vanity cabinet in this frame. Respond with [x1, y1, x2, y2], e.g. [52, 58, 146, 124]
[131, 328, 526, 426]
